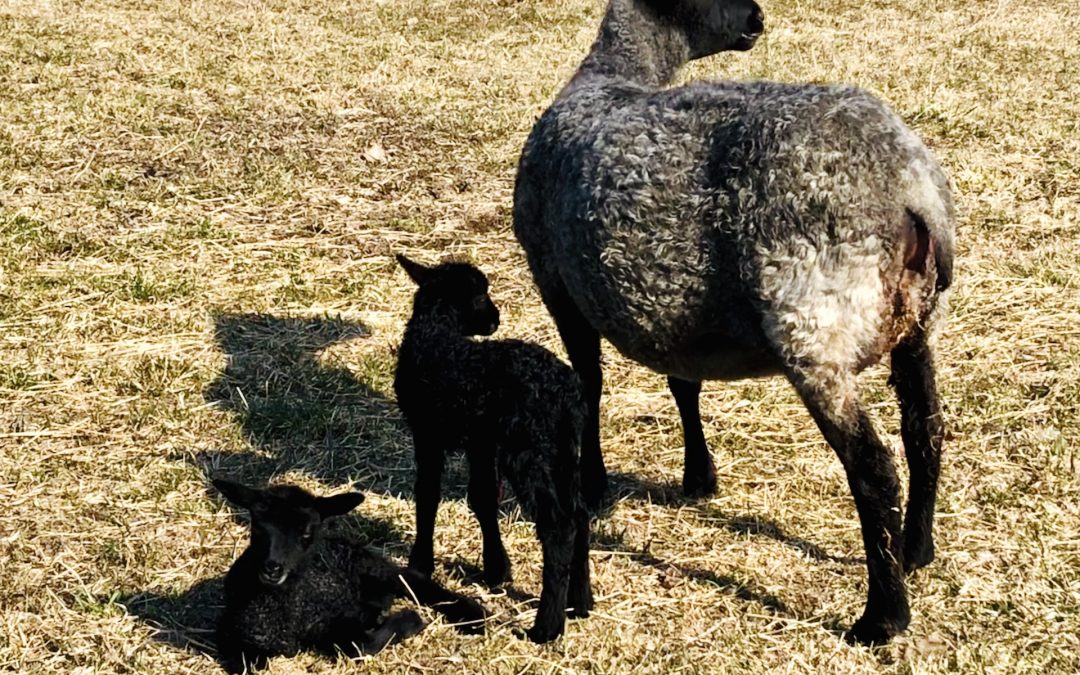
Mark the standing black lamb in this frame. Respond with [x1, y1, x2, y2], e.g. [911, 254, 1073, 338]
[513, 0, 954, 645]
[393, 255, 592, 643]
[213, 479, 486, 673]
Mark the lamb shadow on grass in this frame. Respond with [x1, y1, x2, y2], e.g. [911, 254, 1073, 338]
[116, 576, 223, 662]
[191, 312, 468, 501]
[607, 471, 863, 566]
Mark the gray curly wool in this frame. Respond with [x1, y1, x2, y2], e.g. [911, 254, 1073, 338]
[513, 0, 954, 646]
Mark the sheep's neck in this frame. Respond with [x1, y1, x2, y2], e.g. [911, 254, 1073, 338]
[570, 0, 689, 90]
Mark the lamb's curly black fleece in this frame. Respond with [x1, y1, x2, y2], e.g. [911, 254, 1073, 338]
[393, 256, 592, 644]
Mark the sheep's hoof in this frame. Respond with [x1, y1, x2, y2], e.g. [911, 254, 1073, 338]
[526, 621, 565, 644]
[845, 613, 906, 646]
[482, 555, 511, 587]
[903, 541, 935, 575]
[682, 470, 717, 499]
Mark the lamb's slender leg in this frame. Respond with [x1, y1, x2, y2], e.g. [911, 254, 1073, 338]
[528, 520, 575, 643]
[890, 328, 944, 573]
[408, 443, 444, 576]
[566, 508, 593, 618]
[466, 451, 511, 586]
[667, 376, 717, 497]
[788, 368, 909, 645]
[542, 287, 606, 508]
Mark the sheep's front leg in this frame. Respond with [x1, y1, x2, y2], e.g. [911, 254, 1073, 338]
[790, 369, 909, 645]
[542, 285, 606, 508]
[668, 376, 717, 497]
[890, 328, 944, 573]
[408, 442, 444, 576]
[466, 451, 511, 586]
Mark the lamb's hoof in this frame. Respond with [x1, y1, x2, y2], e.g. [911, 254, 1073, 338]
[407, 550, 435, 577]
[452, 598, 489, 635]
[581, 478, 608, 511]
[526, 621, 565, 644]
[903, 542, 935, 575]
[483, 554, 511, 587]
[682, 469, 717, 499]
[845, 613, 906, 646]
[567, 585, 593, 618]
[566, 604, 591, 620]
[389, 610, 428, 640]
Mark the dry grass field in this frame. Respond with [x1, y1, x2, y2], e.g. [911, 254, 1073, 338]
[1, 0, 1077, 672]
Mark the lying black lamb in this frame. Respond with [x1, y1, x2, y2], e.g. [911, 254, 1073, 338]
[213, 479, 486, 672]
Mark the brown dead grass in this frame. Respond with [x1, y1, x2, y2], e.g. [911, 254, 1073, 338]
[1, 0, 1077, 673]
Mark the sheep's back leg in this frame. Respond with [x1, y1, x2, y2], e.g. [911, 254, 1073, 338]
[541, 285, 606, 508]
[408, 438, 444, 576]
[787, 367, 909, 645]
[466, 448, 511, 586]
[890, 327, 943, 573]
[668, 376, 717, 497]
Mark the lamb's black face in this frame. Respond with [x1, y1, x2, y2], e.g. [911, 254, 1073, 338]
[248, 498, 322, 587]
[664, 0, 765, 57]
[397, 255, 501, 337]
[213, 480, 364, 588]
[439, 264, 500, 337]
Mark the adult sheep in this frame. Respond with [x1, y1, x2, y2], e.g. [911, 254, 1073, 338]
[513, 0, 954, 645]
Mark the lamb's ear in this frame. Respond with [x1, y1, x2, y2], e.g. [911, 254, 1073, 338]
[396, 254, 433, 285]
[315, 492, 365, 518]
[213, 479, 262, 509]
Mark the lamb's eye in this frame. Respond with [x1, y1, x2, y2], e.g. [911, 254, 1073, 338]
[472, 295, 488, 311]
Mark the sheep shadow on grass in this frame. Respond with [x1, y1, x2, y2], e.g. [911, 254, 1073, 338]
[607, 471, 863, 566]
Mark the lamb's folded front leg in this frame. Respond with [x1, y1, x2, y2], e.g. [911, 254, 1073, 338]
[395, 568, 488, 635]
[358, 610, 427, 654]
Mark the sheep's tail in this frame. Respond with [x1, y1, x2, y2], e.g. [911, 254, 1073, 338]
[905, 207, 953, 294]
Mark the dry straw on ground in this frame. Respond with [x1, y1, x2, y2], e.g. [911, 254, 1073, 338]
[1, 0, 1077, 673]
